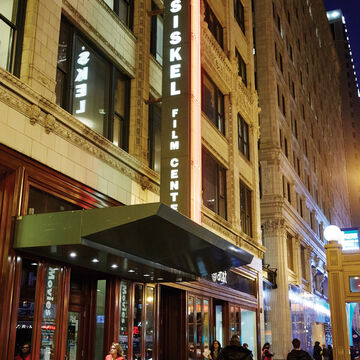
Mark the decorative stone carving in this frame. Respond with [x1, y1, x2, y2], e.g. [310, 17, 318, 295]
[44, 114, 56, 134]
[29, 104, 41, 125]
[140, 175, 151, 191]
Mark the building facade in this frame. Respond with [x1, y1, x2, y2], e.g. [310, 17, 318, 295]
[327, 9, 360, 228]
[0, 1, 264, 360]
[254, 0, 351, 358]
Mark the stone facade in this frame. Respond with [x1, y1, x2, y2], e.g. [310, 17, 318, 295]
[254, 0, 351, 358]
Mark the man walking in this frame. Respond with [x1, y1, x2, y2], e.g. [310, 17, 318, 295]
[286, 339, 312, 360]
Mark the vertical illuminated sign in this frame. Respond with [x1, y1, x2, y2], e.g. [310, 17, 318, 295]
[161, 0, 201, 222]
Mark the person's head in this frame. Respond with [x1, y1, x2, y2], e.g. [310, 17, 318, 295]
[109, 343, 123, 357]
[292, 338, 301, 349]
[322, 344, 326, 349]
[262, 343, 270, 350]
[243, 343, 248, 349]
[315, 341, 320, 346]
[328, 344, 332, 350]
[21, 343, 31, 355]
[230, 335, 241, 346]
[212, 340, 221, 349]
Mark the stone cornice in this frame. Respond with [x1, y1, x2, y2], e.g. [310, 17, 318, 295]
[201, 206, 265, 259]
[0, 68, 160, 195]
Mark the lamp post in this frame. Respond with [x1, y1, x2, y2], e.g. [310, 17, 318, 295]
[324, 225, 351, 360]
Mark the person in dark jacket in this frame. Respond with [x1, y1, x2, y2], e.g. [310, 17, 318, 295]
[286, 338, 312, 360]
[327, 345, 333, 360]
[218, 335, 252, 360]
[313, 341, 322, 360]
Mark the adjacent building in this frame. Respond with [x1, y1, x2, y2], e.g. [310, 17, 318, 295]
[254, 0, 351, 358]
[327, 9, 360, 227]
[0, 1, 264, 360]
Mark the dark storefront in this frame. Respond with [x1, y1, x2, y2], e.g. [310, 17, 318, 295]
[0, 145, 260, 360]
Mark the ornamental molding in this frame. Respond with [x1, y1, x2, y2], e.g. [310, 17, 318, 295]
[0, 68, 160, 195]
[201, 207, 265, 259]
[201, 23, 232, 94]
[63, 0, 136, 76]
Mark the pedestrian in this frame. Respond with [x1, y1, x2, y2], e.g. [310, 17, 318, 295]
[322, 344, 329, 360]
[209, 340, 222, 360]
[262, 343, 274, 360]
[327, 345, 333, 360]
[286, 338, 312, 360]
[313, 341, 322, 360]
[15, 342, 31, 360]
[243, 344, 253, 359]
[105, 343, 124, 360]
[218, 335, 252, 360]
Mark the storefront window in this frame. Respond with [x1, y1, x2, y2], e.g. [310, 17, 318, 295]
[230, 305, 241, 338]
[203, 299, 210, 353]
[289, 284, 331, 354]
[94, 280, 106, 360]
[14, 260, 37, 358]
[241, 309, 257, 359]
[145, 286, 154, 359]
[40, 266, 61, 360]
[263, 282, 272, 345]
[188, 296, 195, 359]
[213, 300, 225, 347]
[133, 284, 143, 360]
[119, 281, 130, 357]
[66, 312, 80, 360]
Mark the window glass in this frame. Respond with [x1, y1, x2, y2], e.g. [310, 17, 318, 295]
[150, 2, 163, 65]
[188, 296, 195, 360]
[204, 0, 223, 49]
[145, 286, 154, 360]
[0, 20, 13, 70]
[203, 299, 209, 352]
[66, 311, 80, 360]
[133, 284, 143, 360]
[14, 260, 37, 359]
[230, 305, 240, 338]
[39, 266, 61, 360]
[94, 280, 106, 360]
[72, 37, 110, 136]
[287, 235, 294, 271]
[234, 0, 245, 32]
[0, 0, 18, 22]
[119, 281, 130, 357]
[240, 181, 252, 236]
[241, 309, 257, 358]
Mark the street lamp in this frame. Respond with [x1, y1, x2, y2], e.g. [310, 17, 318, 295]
[324, 225, 343, 243]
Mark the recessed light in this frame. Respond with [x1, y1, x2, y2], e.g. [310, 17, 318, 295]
[91, 258, 99, 263]
[157, 277, 164, 281]
[128, 269, 135, 273]
[69, 252, 77, 258]
[144, 274, 150, 277]
[31, 262, 37, 266]
[111, 264, 118, 269]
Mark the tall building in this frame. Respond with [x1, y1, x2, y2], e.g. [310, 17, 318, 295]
[327, 9, 360, 227]
[0, 1, 264, 360]
[254, 0, 351, 358]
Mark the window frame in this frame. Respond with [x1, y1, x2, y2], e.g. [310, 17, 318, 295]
[234, 0, 245, 33]
[240, 180, 252, 237]
[238, 113, 250, 160]
[236, 48, 247, 86]
[204, 0, 224, 49]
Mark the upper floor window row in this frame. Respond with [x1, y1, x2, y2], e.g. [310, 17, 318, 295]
[103, 0, 134, 29]
[56, 18, 130, 152]
[0, 0, 26, 76]
[204, 0, 224, 49]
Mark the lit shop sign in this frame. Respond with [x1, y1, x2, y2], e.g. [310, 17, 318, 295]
[160, 0, 201, 221]
[45, 267, 56, 317]
[211, 271, 228, 284]
[341, 228, 360, 250]
[74, 48, 90, 114]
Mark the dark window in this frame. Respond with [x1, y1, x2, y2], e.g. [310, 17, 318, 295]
[56, 18, 131, 151]
[148, 100, 161, 173]
[202, 71, 225, 134]
[0, 0, 26, 76]
[238, 114, 249, 160]
[287, 234, 294, 271]
[234, 0, 245, 33]
[301, 245, 306, 278]
[103, 0, 134, 29]
[284, 137, 288, 157]
[240, 181, 252, 237]
[236, 49, 247, 86]
[279, 53, 283, 73]
[204, 0, 224, 49]
[150, 1, 163, 65]
[281, 95, 286, 116]
[287, 181, 291, 203]
[202, 149, 227, 219]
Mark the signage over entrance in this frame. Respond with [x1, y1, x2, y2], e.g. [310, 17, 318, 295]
[341, 228, 360, 250]
[160, 0, 201, 222]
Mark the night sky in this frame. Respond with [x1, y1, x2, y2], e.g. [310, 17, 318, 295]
[323, 0, 360, 82]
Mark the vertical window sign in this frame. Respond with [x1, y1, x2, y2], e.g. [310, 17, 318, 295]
[40, 266, 60, 360]
[160, 0, 201, 222]
[341, 228, 360, 250]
